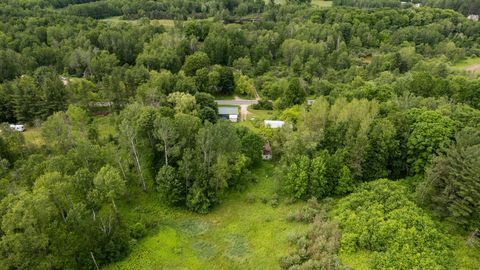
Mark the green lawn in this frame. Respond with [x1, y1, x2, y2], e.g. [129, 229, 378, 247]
[239, 106, 276, 131]
[105, 162, 308, 270]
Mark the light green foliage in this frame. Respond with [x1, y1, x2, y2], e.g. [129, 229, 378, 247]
[92, 165, 125, 207]
[182, 52, 210, 77]
[167, 92, 198, 115]
[285, 155, 310, 199]
[41, 105, 91, 152]
[335, 166, 353, 195]
[136, 32, 188, 72]
[407, 110, 456, 174]
[335, 179, 454, 269]
[234, 72, 255, 97]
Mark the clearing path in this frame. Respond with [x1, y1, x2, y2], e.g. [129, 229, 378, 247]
[465, 64, 480, 72]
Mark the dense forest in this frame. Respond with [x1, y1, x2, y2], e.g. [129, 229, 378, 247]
[0, 0, 479, 269]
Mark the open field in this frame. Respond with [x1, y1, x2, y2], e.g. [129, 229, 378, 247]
[101, 16, 176, 28]
[101, 16, 215, 28]
[312, 0, 333, 7]
[105, 162, 308, 270]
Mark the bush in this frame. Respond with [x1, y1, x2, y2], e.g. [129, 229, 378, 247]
[252, 99, 273, 110]
[270, 193, 279, 208]
[246, 193, 256, 203]
[334, 179, 454, 269]
[129, 222, 147, 239]
[260, 196, 269, 204]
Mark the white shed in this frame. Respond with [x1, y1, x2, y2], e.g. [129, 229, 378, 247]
[264, 120, 285, 129]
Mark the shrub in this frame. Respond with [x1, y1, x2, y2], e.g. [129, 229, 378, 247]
[129, 222, 147, 239]
[270, 193, 279, 208]
[246, 193, 256, 203]
[260, 196, 269, 204]
[252, 99, 273, 110]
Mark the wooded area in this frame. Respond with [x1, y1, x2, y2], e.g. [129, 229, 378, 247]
[0, 0, 479, 269]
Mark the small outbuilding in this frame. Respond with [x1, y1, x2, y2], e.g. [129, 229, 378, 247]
[9, 124, 25, 132]
[468, 14, 479, 21]
[218, 106, 239, 123]
[262, 143, 272, 160]
[264, 120, 285, 129]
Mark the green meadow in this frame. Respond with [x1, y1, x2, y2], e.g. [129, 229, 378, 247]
[105, 162, 309, 270]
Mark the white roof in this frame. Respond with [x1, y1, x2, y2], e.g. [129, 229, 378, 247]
[264, 120, 285, 128]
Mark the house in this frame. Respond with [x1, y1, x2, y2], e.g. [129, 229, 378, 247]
[262, 143, 272, 160]
[413, 3, 421, 8]
[307, 99, 315, 106]
[218, 106, 239, 123]
[9, 124, 25, 132]
[264, 120, 285, 129]
[467, 15, 479, 21]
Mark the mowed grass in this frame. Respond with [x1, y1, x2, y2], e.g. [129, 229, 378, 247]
[105, 162, 309, 270]
[239, 106, 277, 131]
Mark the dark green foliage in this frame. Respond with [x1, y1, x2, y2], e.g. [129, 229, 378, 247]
[156, 165, 185, 206]
[252, 100, 273, 110]
[417, 129, 480, 230]
[282, 77, 306, 108]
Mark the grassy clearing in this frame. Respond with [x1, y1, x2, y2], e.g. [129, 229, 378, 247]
[239, 106, 276, 131]
[101, 16, 176, 28]
[312, 0, 333, 7]
[23, 127, 43, 146]
[451, 57, 480, 72]
[105, 162, 309, 270]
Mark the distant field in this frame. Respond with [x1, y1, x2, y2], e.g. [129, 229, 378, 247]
[269, 0, 332, 6]
[312, 0, 333, 7]
[101, 16, 176, 28]
[101, 16, 215, 27]
[105, 162, 309, 270]
[451, 57, 480, 72]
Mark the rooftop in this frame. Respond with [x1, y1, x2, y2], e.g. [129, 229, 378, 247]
[218, 106, 239, 115]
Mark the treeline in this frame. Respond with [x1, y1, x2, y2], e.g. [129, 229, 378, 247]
[334, 0, 480, 15]
[58, 0, 266, 20]
[333, 0, 400, 8]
